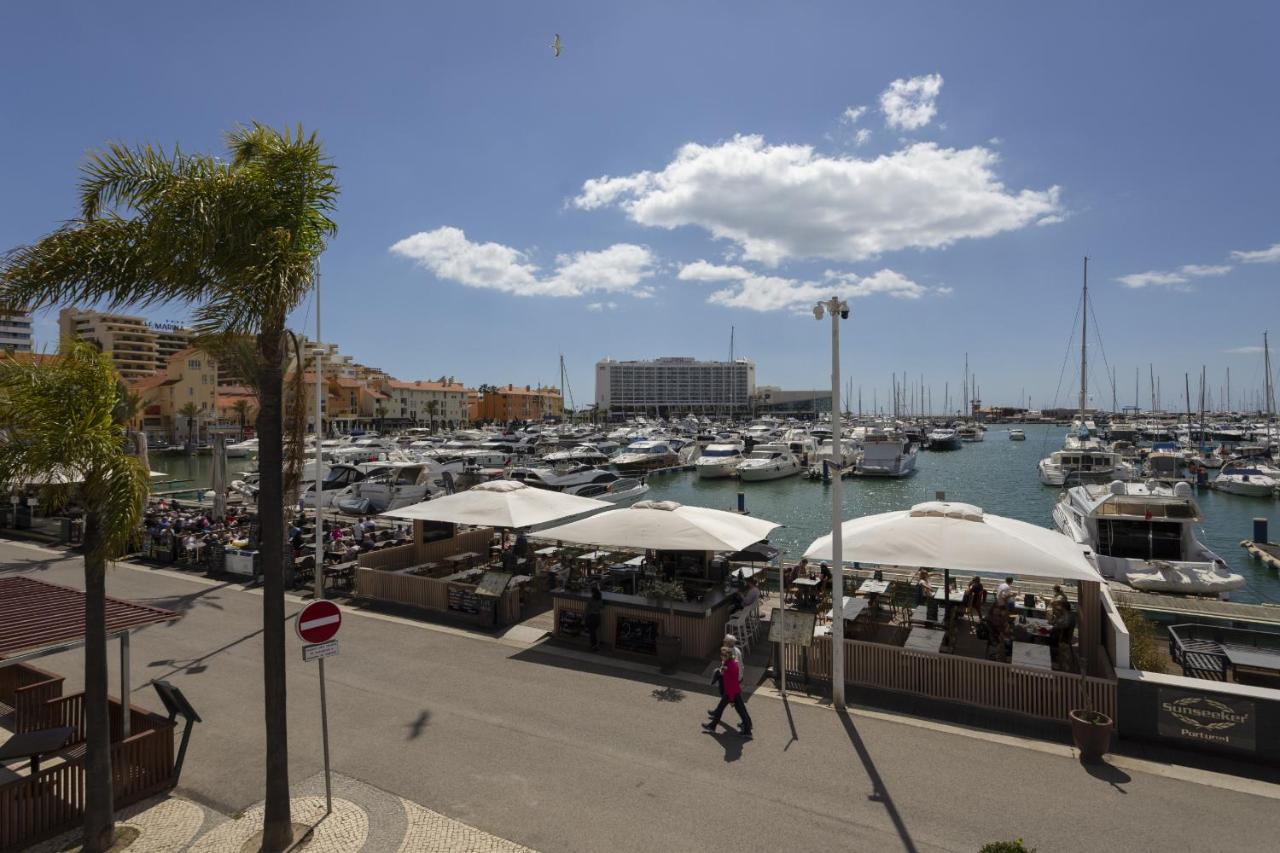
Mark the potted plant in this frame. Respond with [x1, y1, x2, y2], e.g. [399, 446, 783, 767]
[1068, 643, 1112, 763]
[646, 579, 687, 672]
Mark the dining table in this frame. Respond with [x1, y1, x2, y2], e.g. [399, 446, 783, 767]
[1010, 641, 1054, 671]
[902, 626, 944, 654]
[0, 726, 75, 774]
[825, 596, 869, 623]
[857, 578, 890, 597]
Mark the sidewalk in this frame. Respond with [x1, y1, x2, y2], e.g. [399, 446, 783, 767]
[30, 773, 535, 853]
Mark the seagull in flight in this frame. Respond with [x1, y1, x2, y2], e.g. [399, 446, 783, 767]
[551, 34, 562, 57]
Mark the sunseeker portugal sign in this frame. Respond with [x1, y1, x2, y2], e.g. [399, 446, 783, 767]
[1157, 688, 1255, 751]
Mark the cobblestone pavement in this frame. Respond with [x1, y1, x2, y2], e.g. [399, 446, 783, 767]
[30, 773, 535, 852]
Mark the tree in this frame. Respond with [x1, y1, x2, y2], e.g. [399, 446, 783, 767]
[232, 398, 254, 438]
[0, 124, 338, 852]
[426, 399, 439, 434]
[0, 341, 150, 852]
[177, 401, 200, 447]
[374, 403, 386, 434]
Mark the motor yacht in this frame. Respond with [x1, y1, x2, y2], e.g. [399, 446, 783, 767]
[1212, 460, 1279, 497]
[1053, 480, 1244, 595]
[1008, 428, 1026, 441]
[957, 423, 985, 442]
[224, 437, 259, 458]
[1144, 445, 1192, 483]
[510, 464, 649, 504]
[853, 429, 918, 477]
[564, 477, 650, 504]
[333, 462, 440, 514]
[927, 427, 962, 450]
[736, 443, 803, 482]
[1037, 449, 1134, 486]
[302, 463, 367, 509]
[611, 440, 680, 473]
[694, 442, 746, 479]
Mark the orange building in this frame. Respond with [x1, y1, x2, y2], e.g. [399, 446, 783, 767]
[475, 385, 563, 422]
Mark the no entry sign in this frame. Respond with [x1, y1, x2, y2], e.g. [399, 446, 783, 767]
[296, 600, 342, 644]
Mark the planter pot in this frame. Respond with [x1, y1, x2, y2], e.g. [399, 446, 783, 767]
[1069, 709, 1113, 763]
[655, 635, 682, 673]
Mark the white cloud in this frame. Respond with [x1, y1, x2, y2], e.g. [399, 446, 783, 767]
[988, 136, 1004, 146]
[1230, 243, 1280, 264]
[880, 74, 943, 130]
[586, 301, 619, 312]
[574, 135, 1060, 266]
[679, 260, 935, 312]
[842, 105, 868, 125]
[1035, 214, 1065, 226]
[1116, 263, 1232, 290]
[853, 128, 872, 147]
[390, 227, 655, 297]
[1225, 345, 1264, 354]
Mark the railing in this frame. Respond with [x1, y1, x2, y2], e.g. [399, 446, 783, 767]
[784, 637, 1116, 723]
[356, 527, 494, 573]
[0, 662, 65, 733]
[355, 568, 450, 610]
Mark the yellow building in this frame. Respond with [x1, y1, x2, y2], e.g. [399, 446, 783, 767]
[476, 385, 563, 423]
[130, 348, 218, 443]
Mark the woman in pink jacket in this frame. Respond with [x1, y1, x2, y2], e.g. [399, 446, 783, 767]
[702, 647, 753, 738]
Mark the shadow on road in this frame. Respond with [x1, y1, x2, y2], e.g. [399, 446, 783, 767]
[837, 707, 918, 853]
[781, 694, 799, 751]
[144, 624, 264, 682]
[651, 686, 685, 702]
[406, 710, 431, 740]
[136, 581, 234, 616]
[702, 726, 745, 762]
[1081, 756, 1130, 793]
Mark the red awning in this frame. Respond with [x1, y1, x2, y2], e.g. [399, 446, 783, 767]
[0, 576, 179, 659]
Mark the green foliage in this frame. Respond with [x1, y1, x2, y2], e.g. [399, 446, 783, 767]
[643, 579, 687, 603]
[1119, 606, 1162, 672]
[0, 340, 149, 560]
[979, 841, 1036, 853]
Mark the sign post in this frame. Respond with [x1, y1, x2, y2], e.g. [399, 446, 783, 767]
[297, 599, 341, 815]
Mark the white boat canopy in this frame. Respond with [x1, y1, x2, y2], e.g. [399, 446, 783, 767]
[381, 479, 609, 529]
[803, 501, 1102, 582]
[535, 499, 779, 552]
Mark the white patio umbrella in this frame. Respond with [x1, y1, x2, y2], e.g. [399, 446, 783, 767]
[381, 479, 610, 529]
[534, 499, 780, 552]
[802, 501, 1100, 581]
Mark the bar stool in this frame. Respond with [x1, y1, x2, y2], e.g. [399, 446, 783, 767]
[728, 611, 752, 654]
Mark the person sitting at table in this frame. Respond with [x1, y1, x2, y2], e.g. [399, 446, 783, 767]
[819, 562, 833, 586]
[1049, 599, 1077, 654]
[288, 525, 304, 553]
[985, 603, 1012, 660]
[514, 529, 531, 562]
[996, 576, 1016, 609]
[796, 558, 809, 580]
[914, 567, 934, 605]
[1051, 584, 1069, 615]
[730, 578, 761, 615]
[963, 576, 987, 621]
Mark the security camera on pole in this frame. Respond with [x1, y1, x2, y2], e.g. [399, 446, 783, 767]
[814, 296, 849, 708]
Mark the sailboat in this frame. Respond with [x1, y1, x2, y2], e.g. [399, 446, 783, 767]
[1038, 258, 1134, 487]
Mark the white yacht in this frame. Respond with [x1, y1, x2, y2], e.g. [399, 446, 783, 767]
[1053, 480, 1244, 595]
[564, 477, 650, 504]
[695, 442, 746, 479]
[333, 462, 440, 514]
[736, 443, 803, 481]
[1144, 447, 1192, 483]
[611, 440, 680, 473]
[224, 437, 259, 458]
[927, 427, 962, 450]
[813, 438, 859, 470]
[957, 423, 984, 442]
[510, 464, 649, 503]
[1008, 428, 1026, 441]
[1037, 449, 1135, 486]
[853, 429, 917, 477]
[302, 463, 367, 509]
[1212, 460, 1279, 497]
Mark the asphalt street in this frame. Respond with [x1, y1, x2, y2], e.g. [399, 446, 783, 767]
[4, 540, 1279, 853]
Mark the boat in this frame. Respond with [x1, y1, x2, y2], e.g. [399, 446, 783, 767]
[224, 437, 259, 458]
[510, 464, 649, 503]
[333, 462, 440, 514]
[1037, 449, 1135, 486]
[736, 443, 803, 481]
[853, 429, 917, 477]
[565, 477, 650, 504]
[927, 427, 962, 450]
[1053, 480, 1245, 595]
[611, 440, 680, 473]
[302, 463, 368, 509]
[1212, 460, 1279, 497]
[1144, 445, 1192, 484]
[1008, 428, 1026, 441]
[957, 423, 985, 442]
[694, 442, 746, 479]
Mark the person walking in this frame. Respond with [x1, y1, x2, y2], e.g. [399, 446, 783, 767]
[584, 585, 604, 652]
[702, 646, 753, 738]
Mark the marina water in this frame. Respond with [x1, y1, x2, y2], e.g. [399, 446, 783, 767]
[151, 423, 1280, 604]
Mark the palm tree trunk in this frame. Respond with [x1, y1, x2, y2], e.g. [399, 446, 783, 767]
[82, 511, 116, 853]
[256, 330, 292, 851]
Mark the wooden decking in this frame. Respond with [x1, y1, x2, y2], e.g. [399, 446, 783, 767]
[1110, 588, 1280, 625]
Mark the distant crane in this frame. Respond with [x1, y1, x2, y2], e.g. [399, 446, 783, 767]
[551, 34, 562, 57]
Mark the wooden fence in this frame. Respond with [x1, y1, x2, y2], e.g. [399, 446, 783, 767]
[355, 567, 522, 626]
[554, 597, 731, 660]
[0, 662, 65, 733]
[0, 692, 176, 852]
[358, 527, 495, 573]
[784, 637, 1116, 723]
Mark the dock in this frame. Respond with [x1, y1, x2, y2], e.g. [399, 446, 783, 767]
[1110, 588, 1280, 626]
[1242, 539, 1280, 571]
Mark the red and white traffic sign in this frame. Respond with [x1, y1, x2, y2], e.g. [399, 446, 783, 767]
[296, 600, 342, 644]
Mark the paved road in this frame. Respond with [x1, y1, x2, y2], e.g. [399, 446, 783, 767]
[5, 540, 1280, 853]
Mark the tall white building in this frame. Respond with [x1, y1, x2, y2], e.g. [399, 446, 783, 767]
[595, 357, 755, 416]
[0, 309, 34, 352]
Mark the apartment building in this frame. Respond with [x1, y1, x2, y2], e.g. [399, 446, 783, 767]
[595, 357, 755, 416]
[58, 307, 196, 380]
[476, 385, 563, 422]
[381, 379, 470, 428]
[130, 348, 218, 443]
[0, 309, 34, 352]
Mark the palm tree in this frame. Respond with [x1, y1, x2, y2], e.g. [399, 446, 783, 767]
[0, 124, 337, 852]
[374, 403, 386, 435]
[0, 341, 150, 852]
[426, 399, 439, 434]
[177, 401, 200, 448]
[232, 398, 254, 438]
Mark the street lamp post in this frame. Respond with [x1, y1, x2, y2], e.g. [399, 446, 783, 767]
[814, 296, 849, 708]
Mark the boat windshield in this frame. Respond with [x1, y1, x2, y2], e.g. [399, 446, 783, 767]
[702, 448, 739, 457]
[747, 451, 779, 460]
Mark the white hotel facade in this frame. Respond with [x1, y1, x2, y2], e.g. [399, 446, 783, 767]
[595, 357, 755, 417]
[0, 309, 34, 352]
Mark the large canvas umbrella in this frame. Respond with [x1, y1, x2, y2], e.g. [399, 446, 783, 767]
[802, 501, 1100, 581]
[381, 479, 609, 529]
[535, 500, 780, 552]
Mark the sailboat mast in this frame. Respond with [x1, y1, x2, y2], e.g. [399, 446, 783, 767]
[1266, 331, 1275, 428]
[1079, 257, 1088, 420]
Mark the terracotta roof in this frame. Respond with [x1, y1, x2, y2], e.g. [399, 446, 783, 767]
[332, 377, 363, 388]
[492, 385, 562, 396]
[129, 374, 176, 391]
[0, 576, 179, 658]
[384, 379, 464, 391]
[167, 347, 201, 360]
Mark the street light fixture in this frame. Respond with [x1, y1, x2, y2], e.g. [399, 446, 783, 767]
[815, 296, 849, 708]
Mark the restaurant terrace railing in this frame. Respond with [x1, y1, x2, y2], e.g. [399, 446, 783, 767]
[0, 662, 65, 733]
[0, 692, 176, 852]
[354, 565, 522, 626]
[357, 526, 495, 573]
[784, 637, 1116, 723]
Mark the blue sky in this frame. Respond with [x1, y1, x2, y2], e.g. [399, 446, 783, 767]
[3, 1, 1278, 412]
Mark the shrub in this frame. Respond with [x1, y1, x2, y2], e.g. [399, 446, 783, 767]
[980, 841, 1036, 853]
[1119, 606, 1162, 672]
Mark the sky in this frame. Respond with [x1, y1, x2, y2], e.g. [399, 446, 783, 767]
[2, 1, 1278, 413]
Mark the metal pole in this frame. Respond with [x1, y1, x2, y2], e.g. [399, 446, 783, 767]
[318, 656, 332, 815]
[828, 299, 845, 708]
[778, 549, 786, 697]
[120, 632, 131, 737]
